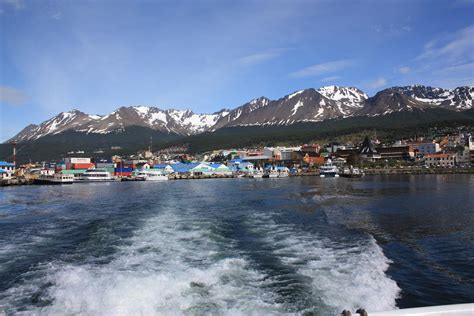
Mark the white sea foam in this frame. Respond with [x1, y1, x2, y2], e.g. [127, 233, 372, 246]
[248, 213, 401, 313]
[1, 206, 400, 315]
[36, 210, 282, 315]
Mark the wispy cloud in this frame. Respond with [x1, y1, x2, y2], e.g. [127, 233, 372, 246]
[407, 25, 474, 88]
[289, 59, 352, 78]
[366, 78, 387, 89]
[415, 25, 474, 62]
[0, 85, 29, 105]
[238, 49, 285, 66]
[320, 75, 341, 82]
[397, 66, 411, 74]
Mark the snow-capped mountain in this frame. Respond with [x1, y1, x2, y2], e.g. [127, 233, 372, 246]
[10, 110, 101, 142]
[8, 107, 229, 143]
[317, 86, 368, 115]
[356, 89, 430, 116]
[216, 89, 350, 127]
[392, 85, 474, 110]
[6, 85, 473, 143]
[78, 106, 229, 136]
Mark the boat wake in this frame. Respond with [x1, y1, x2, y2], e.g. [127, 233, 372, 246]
[0, 203, 400, 314]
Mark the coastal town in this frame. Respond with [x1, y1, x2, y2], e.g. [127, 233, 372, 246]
[1, 131, 473, 186]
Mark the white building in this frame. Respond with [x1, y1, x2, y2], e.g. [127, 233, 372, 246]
[417, 143, 440, 155]
[425, 153, 455, 167]
[0, 161, 15, 172]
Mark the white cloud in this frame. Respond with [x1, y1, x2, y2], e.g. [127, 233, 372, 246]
[289, 59, 352, 78]
[416, 25, 474, 62]
[237, 48, 287, 66]
[238, 52, 279, 65]
[320, 75, 341, 82]
[0, 85, 29, 105]
[408, 25, 474, 88]
[398, 66, 411, 74]
[366, 78, 387, 89]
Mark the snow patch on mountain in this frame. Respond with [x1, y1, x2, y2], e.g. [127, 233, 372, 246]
[291, 100, 304, 116]
[287, 90, 304, 100]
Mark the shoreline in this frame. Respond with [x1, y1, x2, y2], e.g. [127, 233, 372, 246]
[1, 168, 473, 187]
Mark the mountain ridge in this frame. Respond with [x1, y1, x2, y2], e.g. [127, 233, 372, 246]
[6, 85, 473, 144]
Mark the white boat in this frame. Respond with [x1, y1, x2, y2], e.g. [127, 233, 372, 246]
[77, 169, 115, 182]
[265, 166, 290, 178]
[251, 171, 264, 178]
[340, 166, 364, 178]
[277, 169, 289, 178]
[135, 170, 168, 181]
[34, 173, 74, 185]
[319, 159, 339, 178]
[249, 167, 264, 178]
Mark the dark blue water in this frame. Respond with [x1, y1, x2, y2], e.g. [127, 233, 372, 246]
[0, 175, 473, 314]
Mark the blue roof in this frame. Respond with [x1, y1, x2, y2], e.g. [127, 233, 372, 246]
[209, 163, 229, 169]
[171, 163, 199, 173]
[0, 169, 9, 173]
[154, 164, 172, 169]
[229, 159, 243, 163]
[0, 161, 15, 167]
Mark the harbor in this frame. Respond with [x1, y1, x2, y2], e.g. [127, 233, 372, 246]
[2, 133, 474, 187]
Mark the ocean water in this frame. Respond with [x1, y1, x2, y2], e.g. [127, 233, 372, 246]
[0, 175, 473, 315]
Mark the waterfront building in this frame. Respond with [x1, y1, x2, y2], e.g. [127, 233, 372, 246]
[358, 137, 381, 161]
[153, 164, 175, 174]
[0, 161, 15, 174]
[241, 155, 272, 167]
[417, 142, 441, 155]
[0, 170, 12, 180]
[190, 163, 216, 176]
[376, 146, 415, 160]
[209, 164, 233, 175]
[424, 153, 456, 167]
[171, 163, 198, 176]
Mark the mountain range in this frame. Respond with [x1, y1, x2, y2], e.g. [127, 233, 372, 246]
[6, 85, 473, 144]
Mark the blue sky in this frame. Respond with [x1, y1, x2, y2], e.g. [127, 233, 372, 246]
[1, 0, 473, 141]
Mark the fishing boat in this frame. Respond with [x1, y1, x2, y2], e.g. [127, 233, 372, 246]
[319, 159, 339, 178]
[134, 170, 169, 181]
[77, 169, 116, 182]
[265, 166, 290, 178]
[34, 173, 74, 185]
[340, 166, 364, 178]
[249, 167, 264, 178]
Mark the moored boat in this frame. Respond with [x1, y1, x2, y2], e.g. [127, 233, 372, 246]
[77, 169, 116, 182]
[134, 170, 169, 181]
[319, 159, 339, 178]
[34, 173, 74, 185]
[340, 166, 364, 178]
